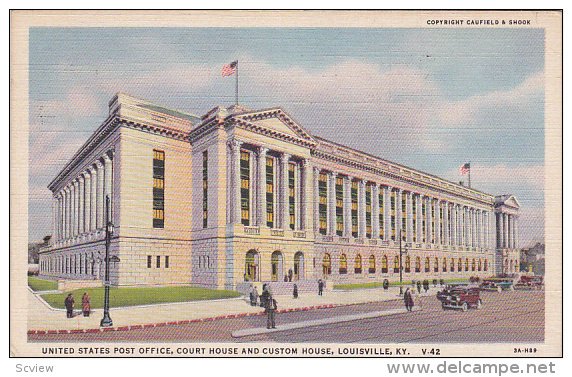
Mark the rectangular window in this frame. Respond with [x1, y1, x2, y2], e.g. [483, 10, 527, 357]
[165, 256, 169, 268]
[153, 150, 165, 228]
[266, 157, 274, 228]
[351, 181, 358, 238]
[365, 184, 372, 238]
[335, 176, 344, 236]
[147, 255, 152, 268]
[289, 163, 296, 230]
[412, 198, 417, 242]
[401, 195, 407, 241]
[156, 255, 161, 268]
[318, 173, 328, 235]
[202, 151, 208, 228]
[240, 151, 250, 225]
[390, 191, 396, 240]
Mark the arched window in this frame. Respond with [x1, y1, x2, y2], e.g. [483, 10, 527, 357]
[471, 258, 476, 272]
[450, 258, 455, 272]
[478, 259, 482, 271]
[245, 250, 259, 282]
[294, 252, 305, 280]
[405, 256, 411, 273]
[354, 254, 362, 274]
[442, 257, 447, 272]
[368, 255, 376, 274]
[434, 257, 439, 273]
[393, 256, 400, 273]
[458, 258, 462, 272]
[381, 255, 388, 273]
[425, 257, 430, 272]
[339, 254, 347, 274]
[415, 257, 421, 273]
[465, 258, 469, 272]
[322, 253, 332, 276]
[515, 259, 519, 272]
[484, 259, 488, 271]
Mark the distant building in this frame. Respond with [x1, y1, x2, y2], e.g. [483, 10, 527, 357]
[521, 243, 545, 275]
[29, 235, 51, 264]
[38, 93, 522, 289]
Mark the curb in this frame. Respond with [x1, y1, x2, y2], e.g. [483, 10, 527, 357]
[28, 300, 391, 335]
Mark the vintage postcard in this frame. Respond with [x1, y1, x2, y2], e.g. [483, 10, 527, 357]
[10, 10, 562, 358]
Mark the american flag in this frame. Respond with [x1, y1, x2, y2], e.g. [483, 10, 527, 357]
[221, 60, 238, 77]
[459, 163, 470, 175]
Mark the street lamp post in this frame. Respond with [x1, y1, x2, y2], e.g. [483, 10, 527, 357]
[100, 195, 114, 327]
[399, 229, 408, 296]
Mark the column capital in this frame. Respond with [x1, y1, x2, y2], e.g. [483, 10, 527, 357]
[281, 152, 291, 161]
[329, 171, 337, 178]
[358, 179, 365, 187]
[102, 152, 112, 162]
[257, 146, 269, 157]
[345, 175, 353, 182]
[94, 159, 104, 169]
[301, 158, 310, 168]
[83, 169, 92, 179]
[313, 167, 321, 175]
[78, 175, 85, 183]
[229, 138, 243, 150]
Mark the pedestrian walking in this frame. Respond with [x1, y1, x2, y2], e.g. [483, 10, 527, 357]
[265, 294, 277, 329]
[81, 292, 91, 317]
[318, 279, 324, 296]
[249, 284, 257, 306]
[293, 284, 298, 299]
[288, 269, 293, 282]
[260, 285, 270, 308]
[64, 293, 75, 318]
[404, 288, 414, 312]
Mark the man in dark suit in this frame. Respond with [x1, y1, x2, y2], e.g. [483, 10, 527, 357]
[265, 294, 277, 329]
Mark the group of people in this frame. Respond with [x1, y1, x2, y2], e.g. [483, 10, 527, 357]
[63, 292, 91, 318]
[248, 284, 278, 329]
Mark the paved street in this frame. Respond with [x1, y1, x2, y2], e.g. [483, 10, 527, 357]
[29, 290, 543, 343]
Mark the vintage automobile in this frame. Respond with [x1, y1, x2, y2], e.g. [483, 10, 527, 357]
[514, 275, 544, 290]
[440, 287, 482, 311]
[436, 284, 470, 302]
[479, 279, 514, 292]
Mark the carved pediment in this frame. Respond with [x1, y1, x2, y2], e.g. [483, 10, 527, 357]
[233, 108, 317, 147]
[495, 194, 521, 209]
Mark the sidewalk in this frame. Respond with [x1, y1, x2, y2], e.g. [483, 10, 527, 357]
[28, 286, 433, 332]
[231, 307, 420, 338]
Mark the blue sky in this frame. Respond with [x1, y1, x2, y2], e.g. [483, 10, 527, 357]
[28, 27, 545, 245]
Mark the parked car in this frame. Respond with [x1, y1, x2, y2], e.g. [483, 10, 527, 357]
[515, 275, 544, 290]
[440, 287, 482, 311]
[480, 279, 514, 292]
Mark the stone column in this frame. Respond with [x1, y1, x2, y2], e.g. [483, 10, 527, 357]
[294, 162, 301, 230]
[343, 175, 352, 237]
[415, 194, 423, 243]
[483, 211, 488, 249]
[229, 140, 243, 224]
[371, 184, 380, 239]
[72, 180, 78, 237]
[395, 189, 403, 241]
[281, 153, 290, 229]
[90, 166, 97, 231]
[406, 191, 413, 243]
[443, 202, 449, 245]
[256, 147, 268, 227]
[514, 216, 518, 249]
[357, 180, 366, 238]
[84, 171, 92, 232]
[426, 197, 433, 244]
[78, 175, 85, 234]
[468, 208, 474, 247]
[63, 188, 69, 239]
[313, 167, 320, 233]
[96, 160, 105, 229]
[503, 213, 509, 249]
[434, 199, 441, 245]
[103, 153, 113, 226]
[450, 204, 457, 246]
[300, 159, 310, 230]
[496, 213, 502, 249]
[325, 172, 334, 235]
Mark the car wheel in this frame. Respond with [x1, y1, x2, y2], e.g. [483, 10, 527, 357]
[476, 299, 482, 309]
[461, 302, 468, 312]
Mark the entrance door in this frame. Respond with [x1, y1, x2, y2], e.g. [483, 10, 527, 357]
[245, 250, 259, 281]
[294, 252, 304, 280]
[271, 251, 283, 282]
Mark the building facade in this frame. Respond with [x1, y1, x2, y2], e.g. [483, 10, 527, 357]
[38, 93, 521, 290]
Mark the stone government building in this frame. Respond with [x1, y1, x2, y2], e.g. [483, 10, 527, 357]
[38, 93, 522, 290]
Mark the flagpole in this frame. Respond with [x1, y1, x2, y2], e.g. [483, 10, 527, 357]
[468, 161, 471, 188]
[235, 60, 239, 106]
